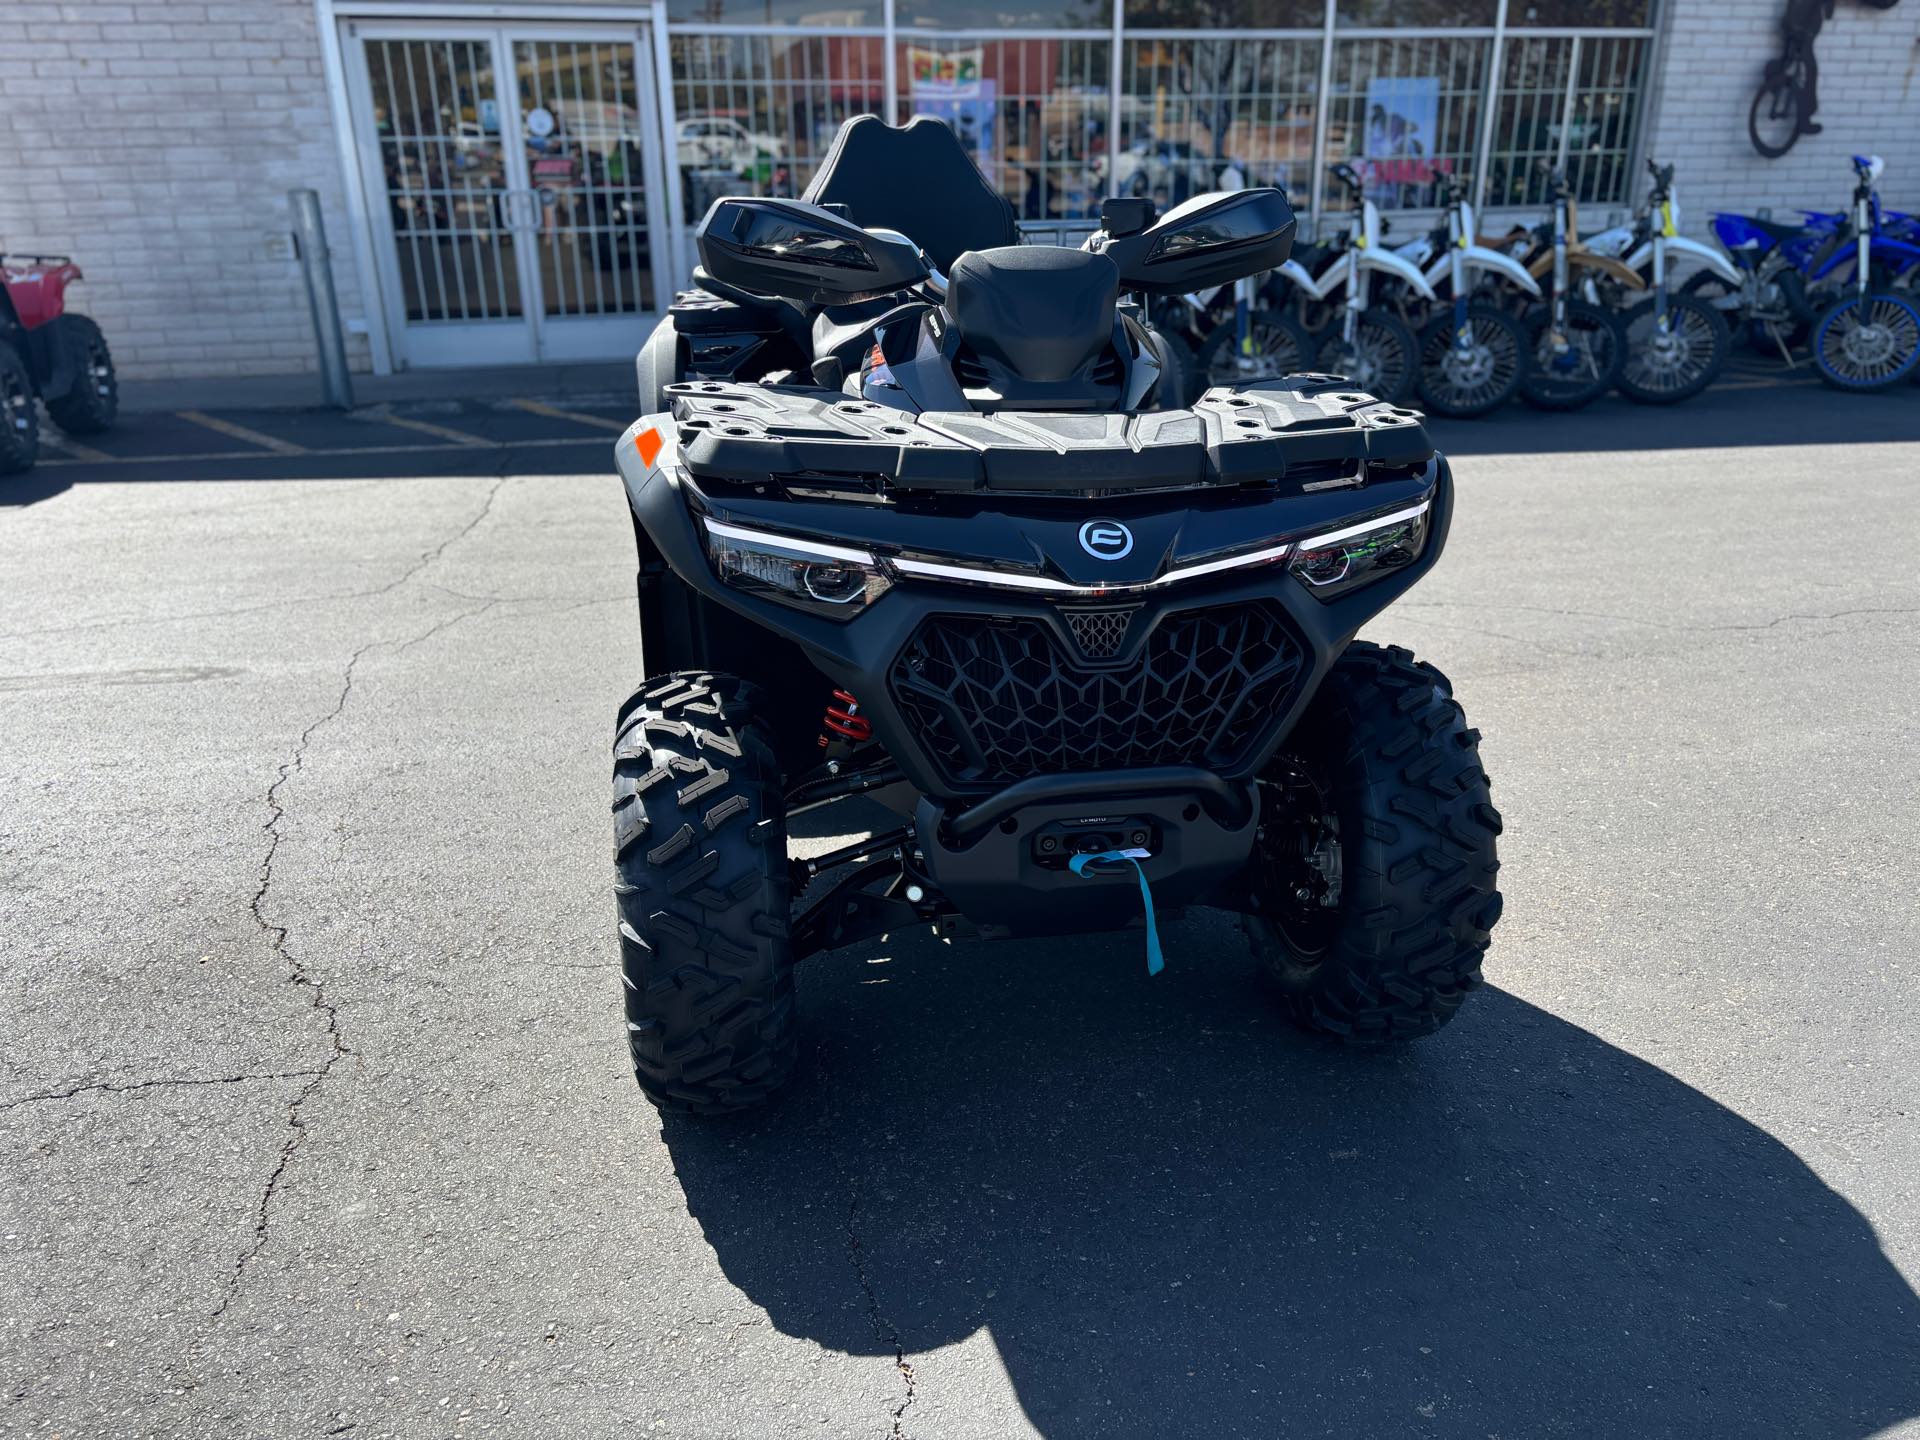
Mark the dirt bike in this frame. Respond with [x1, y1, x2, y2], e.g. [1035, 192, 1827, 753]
[1587, 161, 1733, 404]
[1806, 154, 1920, 390]
[1284, 163, 1436, 405]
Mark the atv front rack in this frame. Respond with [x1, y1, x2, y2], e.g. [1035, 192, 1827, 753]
[667, 374, 1432, 496]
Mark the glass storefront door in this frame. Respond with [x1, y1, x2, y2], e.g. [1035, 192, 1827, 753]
[345, 23, 669, 368]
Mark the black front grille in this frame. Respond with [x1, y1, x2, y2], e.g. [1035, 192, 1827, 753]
[889, 604, 1307, 786]
[1064, 606, 1133, 659]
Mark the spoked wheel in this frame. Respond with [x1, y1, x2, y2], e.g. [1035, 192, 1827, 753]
[0, 342, 40, 476]
[1518, 300, 1623, 411]
[1197, 310, 1315, 390]
[1615, 294, 1729, 404]
[1416, 303, 1526, 417]
[1810, 291, 1920, 391]
[1747, 69, 1808, 160]
[1310, 310, 1418, 404]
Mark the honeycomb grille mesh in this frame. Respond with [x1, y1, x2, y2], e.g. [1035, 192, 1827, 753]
[890, 604, 1307, 786]
[1065, 607, 1132, 659]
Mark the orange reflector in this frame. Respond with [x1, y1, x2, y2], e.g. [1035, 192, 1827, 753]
[635, 426, 663, 467]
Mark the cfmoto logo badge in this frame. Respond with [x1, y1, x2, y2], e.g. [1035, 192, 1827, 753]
[1078, 520, 1134, 561]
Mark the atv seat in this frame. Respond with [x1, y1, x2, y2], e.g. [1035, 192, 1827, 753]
[802, 115, 1018, 275]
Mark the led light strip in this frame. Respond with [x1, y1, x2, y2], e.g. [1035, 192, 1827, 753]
[1293, 498, 1432, 552]
[889, 540, 1293, 595]
[702, 517, 876, 566]
[707, 502, 1427, 597]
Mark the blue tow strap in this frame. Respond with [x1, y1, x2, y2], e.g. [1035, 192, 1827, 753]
[1067, 847, 1165, 976]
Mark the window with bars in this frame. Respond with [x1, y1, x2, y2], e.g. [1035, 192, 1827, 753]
[1120, 38, 1322, 205]
[1327, 36, 1488, 210]
[895, 38, 1111, 223]
[669, 33, 887, 222]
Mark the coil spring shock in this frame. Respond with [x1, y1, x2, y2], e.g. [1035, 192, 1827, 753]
[819, 689, 873, 747]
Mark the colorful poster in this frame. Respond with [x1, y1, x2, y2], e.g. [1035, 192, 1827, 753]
[1362, 76, 1447, 201]
[907, 49, 996, 175]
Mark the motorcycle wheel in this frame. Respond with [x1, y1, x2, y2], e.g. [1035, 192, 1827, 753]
[1810, 291, 1920, 391]
[1196, 310, 1315, 390]
[1415, 304, 1526, 418]
[1310, 311, 1418, 405]
[1614, 294, 1730, 405]
[1518, 300, 1624, 411]
[1678, 270, 1806, 355]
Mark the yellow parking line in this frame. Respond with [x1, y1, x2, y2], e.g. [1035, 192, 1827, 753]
[30, 433, 609, 469]
[357, 407, 491, 446]
[38, 434, 113, 463]
[506, 397, 628, 432]
[176, 410, 307, 454]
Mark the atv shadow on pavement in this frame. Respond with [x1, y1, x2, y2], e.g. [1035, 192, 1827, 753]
[665, 918, 1920, 1439]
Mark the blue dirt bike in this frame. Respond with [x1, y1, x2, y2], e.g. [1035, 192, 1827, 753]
[1806, 156, 1920, 390]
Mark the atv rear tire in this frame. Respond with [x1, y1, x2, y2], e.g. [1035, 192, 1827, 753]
[613, 672, 796, 1114]
[45, 315, 117, 435]
[1247, 642, 1502, 1043]
[0, 342, 40, 476]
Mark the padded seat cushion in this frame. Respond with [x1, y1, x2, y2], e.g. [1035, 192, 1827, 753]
[803, 115, 1018, 274]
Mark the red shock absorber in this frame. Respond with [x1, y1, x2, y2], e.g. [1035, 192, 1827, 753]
[819, 688, 873, 746]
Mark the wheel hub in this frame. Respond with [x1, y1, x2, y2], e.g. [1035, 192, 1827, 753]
[1445, 340, 1497, 389]
[1841, 320, 1897, 368]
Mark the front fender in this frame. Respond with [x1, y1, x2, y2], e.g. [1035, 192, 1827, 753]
[1570, 252, 1647, 288]
[1465, 245, 1542, 296]
[1361, 246, 1438, 300]
[1278, 258, 1332, 301]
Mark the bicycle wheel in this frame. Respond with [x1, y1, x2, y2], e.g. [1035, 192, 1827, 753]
[1518, 300, 1624, 411]
[1615, 294, 1730, 404]
[1416, 304, 1526, 418]
[1810, 291, 1920, 391]
[1310, 310, 1418, 404]
[1196, 310, 1315, 390]
[1747, 73, 1806, 160]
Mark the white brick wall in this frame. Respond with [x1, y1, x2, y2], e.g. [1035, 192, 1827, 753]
[3, 0, 1914, 379]
[0, 0, 372, 379]
[1641, 0, 1920, 234]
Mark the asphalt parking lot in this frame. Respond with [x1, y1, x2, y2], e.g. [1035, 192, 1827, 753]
[2, 368, 1918, 1439]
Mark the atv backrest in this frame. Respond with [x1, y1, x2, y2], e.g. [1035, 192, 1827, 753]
[802, 115, 1018, 275]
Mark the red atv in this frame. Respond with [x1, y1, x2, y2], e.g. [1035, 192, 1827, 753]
[0, 253, 119, 474]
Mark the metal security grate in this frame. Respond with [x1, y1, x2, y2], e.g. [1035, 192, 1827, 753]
[1120, 38, 1324, 202]
[890, 604, 1307, 787]
[896, 38, 1112, 223]
[1326, 36, 1491, 210]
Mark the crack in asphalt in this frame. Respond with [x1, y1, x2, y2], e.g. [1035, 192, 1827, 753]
[213, 478, 519, 1319]
[0, 1069, 330, 1113]
[0, 470, 515, 643]
[846, 1192, 917, 1438]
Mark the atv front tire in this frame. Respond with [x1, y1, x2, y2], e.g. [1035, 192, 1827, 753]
[613, 672, 796, 1113]
[45, 315, 117, 435]
[0, 342, 39, 476]
[1247, 642, 1502, 1042]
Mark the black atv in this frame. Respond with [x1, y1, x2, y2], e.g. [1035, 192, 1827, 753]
[613, 117, 1503, 1114]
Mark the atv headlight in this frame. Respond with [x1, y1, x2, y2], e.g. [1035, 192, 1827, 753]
[1288, 500, 1430, 601]
[702, 518, 891, 619]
